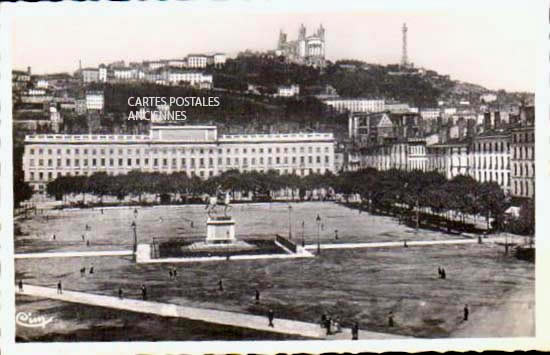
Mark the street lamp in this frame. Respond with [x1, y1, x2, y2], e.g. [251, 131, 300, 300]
[301, 220, 305, 247]
[415, 197, 419, 234]
[288, 204, 293, 240]
[316, 214, 321, 255]
[131, 221, 137, 255]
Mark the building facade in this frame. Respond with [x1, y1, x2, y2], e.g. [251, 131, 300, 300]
[471, 130, 511, 193]
[510, 125, 535, 198]
[23, 126, 335, 191]
[324, 98, 385, 114]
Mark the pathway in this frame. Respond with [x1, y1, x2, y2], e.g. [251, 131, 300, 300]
[15, 250, 133, 259]
[304, 235, 508, 251]
[16, 285, 408, 340]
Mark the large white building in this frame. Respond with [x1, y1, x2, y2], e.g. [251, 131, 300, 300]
[187, 55, 208, 68]
[85, 91, 104, 111]
[22, 126, 335, 191]
[322, 98, 385, 113]
[167, 71, 213, 88]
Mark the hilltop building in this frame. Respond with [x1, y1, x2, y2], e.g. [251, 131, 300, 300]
[276, 24, 326, 68]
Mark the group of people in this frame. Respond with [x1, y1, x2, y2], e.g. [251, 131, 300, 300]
[168, 267, 178, 280]
[437, 266, 447, 279]
[320, 314, 343, 335]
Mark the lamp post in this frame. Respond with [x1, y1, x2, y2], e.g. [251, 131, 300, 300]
[131, 221, 137, 255]
[288, 204, 293, 240]
[301, 220, 305, 247]
[316, 214, 321, 255]
[415, 197, 419, 234]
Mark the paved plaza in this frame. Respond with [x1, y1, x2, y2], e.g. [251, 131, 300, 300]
[15, 202, 535, 341]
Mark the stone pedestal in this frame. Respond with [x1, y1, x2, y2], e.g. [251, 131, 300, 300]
[206, 216, 236, 244]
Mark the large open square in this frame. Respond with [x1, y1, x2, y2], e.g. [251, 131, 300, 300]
[15, 202, 535, 341]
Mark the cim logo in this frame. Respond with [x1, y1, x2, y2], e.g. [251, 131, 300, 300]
[16, 312, 54, 329]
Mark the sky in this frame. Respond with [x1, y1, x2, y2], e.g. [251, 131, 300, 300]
[5, 0, 540, 92]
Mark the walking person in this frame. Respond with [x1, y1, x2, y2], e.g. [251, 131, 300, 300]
[52, 234, 56, 241]
[441, 268, 446, 279]
[352, 322, 359, 340]
[268, 309, 274, 327]
[438, 266, 442, 278]
[334, 230, 339, 240]
[255, 288, 260, 303]
[89, 265, 94, 274]
[463, 304, 469, 321]
[173, 268, 178, 278]
[86, 240, 90, 247]
[18, 279, 23, 292]
[218, 279, 224, 292]
[82, 234, 85, 242]
[118, 288, 123, 300]
[57, 281, 63, 294]
[388, 311, 394, 327]
[325, 316, 332, 335]
[321, 313, 327, 328]
[169, 269, 173, 280]
[141, 284, 147, 300]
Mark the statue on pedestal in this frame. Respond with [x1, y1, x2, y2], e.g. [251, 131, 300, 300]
[205, 185, 233, 218]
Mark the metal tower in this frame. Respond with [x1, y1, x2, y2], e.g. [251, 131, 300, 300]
[401, 23, 408, 67]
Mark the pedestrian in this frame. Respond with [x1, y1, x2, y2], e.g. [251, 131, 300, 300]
[441, 268, 446, 279]
[89, 266, 94, 274]
[173, 268, 178, 278]
[86, 240, 90, 247]
[82, 234, 85, 242]
[141, 284, 147, 300]
[438, 266, 442, 278]
[404, 240, 408, 248]
[352, 322, 359, 340]
[18, 279, 23, 292]
[268, 309, 274, 327]
[80, 267, 86, 276]
[334, 316, 342, 333]
[101, 209, 104, 215]
[388, 311, 394, 327]
[334, 230, 338, 240]
[118, 288, 123, 299]
[57, 281, 63, 294]
[169, 269, 173, 280]
[53, 234, 56, 241]
[463, 304, 469, 321]
[218, 279, 224, 292]
[325, 316, 332, 335]
[85, 224, 89, 231]
[255, 289, 260, 303]
[190, 221, 194, 228]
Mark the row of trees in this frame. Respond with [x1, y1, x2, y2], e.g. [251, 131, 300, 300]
[43, 167, 528, 233]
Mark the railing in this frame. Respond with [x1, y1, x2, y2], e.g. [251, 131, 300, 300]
[25, 134, 151, 142]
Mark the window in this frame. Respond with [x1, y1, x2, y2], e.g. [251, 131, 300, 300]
[153, 158, 158, 167]
[101, 158, 105, 167]
[30, 149, 35, 155]
[163, 159, 167, 167]
[65, 159, 70, 167]
[75, 159, 79, 166]
[92, 159, 97, 167]
[109, 159, 114, 167]
[118, 158, 123, 166]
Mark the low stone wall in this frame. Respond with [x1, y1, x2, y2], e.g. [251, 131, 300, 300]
[276, 234, 297, 253]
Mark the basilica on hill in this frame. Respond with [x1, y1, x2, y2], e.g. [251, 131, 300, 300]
[276, 24, 326, 68]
